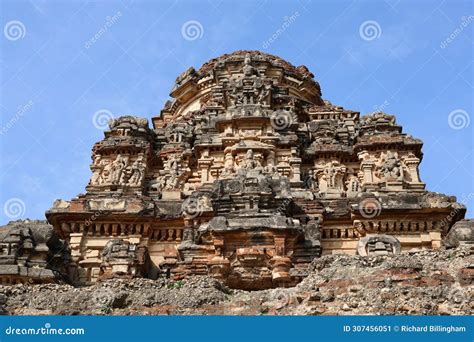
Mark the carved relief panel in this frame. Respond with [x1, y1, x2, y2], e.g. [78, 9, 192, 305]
[89, 153, 147, 188]
[357, 150, 424, 190]
[150, 153, 191, 192]
[314, 159, 347, 196]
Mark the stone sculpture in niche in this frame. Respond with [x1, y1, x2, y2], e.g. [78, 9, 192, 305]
[357, 235, 401, 256]
[377, 151, 403, 181]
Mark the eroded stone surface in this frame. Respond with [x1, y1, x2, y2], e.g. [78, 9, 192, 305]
[445, 220, 474, 248]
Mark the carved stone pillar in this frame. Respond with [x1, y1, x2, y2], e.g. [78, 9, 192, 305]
[182, 219, 194, 242]
[198, 158, 213, 183]
[289, 157, 301, 182]
[361, 161, 375, 186]
[289, 147, 301, 182]
[358, 151, 375, 188]
[274, 236, 286, 256]
[404, 155, 422, 183]
[69, 232, 84, 263]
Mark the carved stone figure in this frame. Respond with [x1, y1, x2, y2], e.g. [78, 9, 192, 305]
[377, 151, 403, 181]
[99, 160, 112, 185]
[228, 86, 244, 107]
[164, 155, 185, 190]
[257, 81, 272, 105]
[90, 159, 105, 186]
[315, 160, 346, 195]
[220, 153, 235, 178]
[128, 156, 145, 186]
[242, 53, 258, 77]
[150, 175, 167, 192]
[242, 149, 256, 170]
[264, 151, 278, 174]
[110, 154, 128, 184]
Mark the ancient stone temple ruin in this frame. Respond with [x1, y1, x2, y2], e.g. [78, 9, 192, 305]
[42, 50, 467, 289]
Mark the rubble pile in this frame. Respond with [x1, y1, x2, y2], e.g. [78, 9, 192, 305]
[1, 246, 471, 315]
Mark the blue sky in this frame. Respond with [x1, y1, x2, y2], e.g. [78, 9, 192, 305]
[0, 0, 472, 224]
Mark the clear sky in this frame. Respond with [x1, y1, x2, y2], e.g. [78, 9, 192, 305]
[0, 0, 472, 224]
